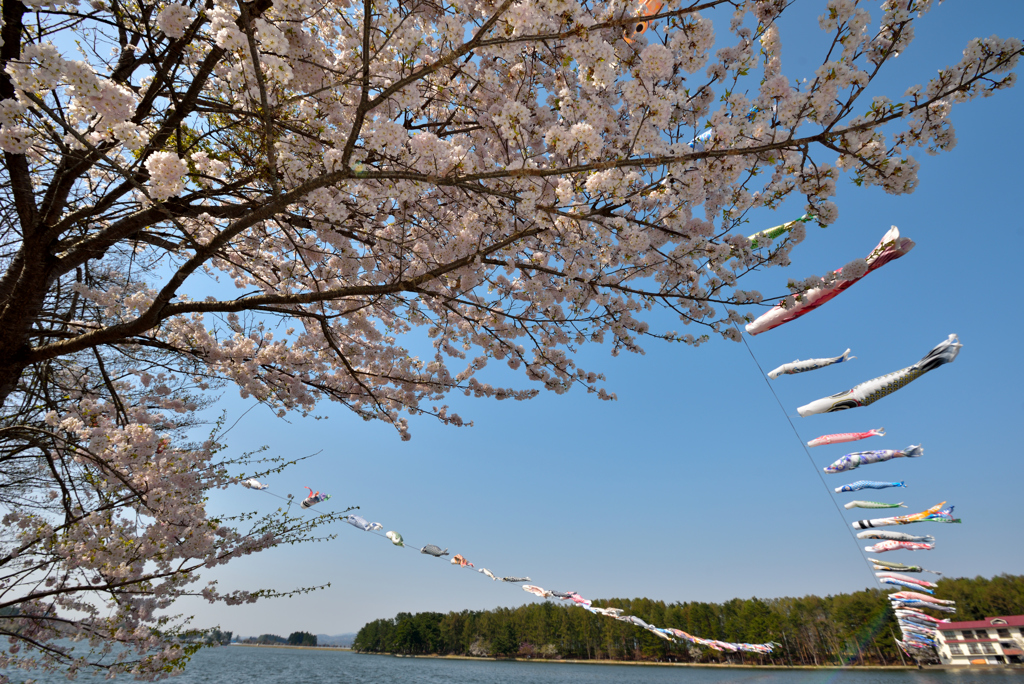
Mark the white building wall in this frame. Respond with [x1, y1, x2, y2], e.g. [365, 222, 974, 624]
[935, 624, 1024, 666]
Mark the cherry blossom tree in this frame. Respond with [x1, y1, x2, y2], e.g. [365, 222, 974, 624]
[0, 0, 1019, 677]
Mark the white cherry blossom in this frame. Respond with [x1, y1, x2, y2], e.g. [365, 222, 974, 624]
[156, 3, 196, 39]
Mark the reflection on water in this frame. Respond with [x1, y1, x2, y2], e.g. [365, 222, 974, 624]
[4, 646, 1023, 684]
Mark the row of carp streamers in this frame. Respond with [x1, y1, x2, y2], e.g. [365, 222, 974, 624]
[240, 484, 777, 654]
[755, 224, 964, 659]
[240, 190, 794, 654]
[237, 219, 964, 658]
[229, 214, 814, 656]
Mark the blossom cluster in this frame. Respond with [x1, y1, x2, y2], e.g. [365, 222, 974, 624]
[144, 151, 188, 200]
[3, 42, 142, 154]
[156, 3, 196, 39]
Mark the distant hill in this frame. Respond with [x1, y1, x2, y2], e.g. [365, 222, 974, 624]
[317, 633, 356, 647]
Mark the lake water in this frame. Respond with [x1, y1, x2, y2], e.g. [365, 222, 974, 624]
[5, 646, 1024, 684]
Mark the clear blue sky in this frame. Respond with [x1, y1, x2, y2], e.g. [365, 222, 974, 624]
[179, 2, 1024, 637]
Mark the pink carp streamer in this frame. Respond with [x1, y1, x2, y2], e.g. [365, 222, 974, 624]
[866, 540, 935, 553]
[895, 609, 949, 624]
[746, 226, 915, 335]
[451, 554, 474, 568]
[890, 592, 955, 605]
[876, 572, 937, 589]
[807, 428, 884, 447]
[880, 577, 934, 592]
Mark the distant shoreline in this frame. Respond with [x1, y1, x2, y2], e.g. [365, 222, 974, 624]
[232, 643, 352, 651]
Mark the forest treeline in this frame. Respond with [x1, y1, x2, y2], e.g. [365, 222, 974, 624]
[353, 574, 1024, 665]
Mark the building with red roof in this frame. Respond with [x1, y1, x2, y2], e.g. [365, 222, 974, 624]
[934, 615, 1024, 665]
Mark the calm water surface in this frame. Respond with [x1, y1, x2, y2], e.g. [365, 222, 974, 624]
[6, 646, 1024, 683]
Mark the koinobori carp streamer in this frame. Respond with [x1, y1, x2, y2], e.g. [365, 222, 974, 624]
[746, 226, 915, 336]
[844, 500, 906, 509]
[866, 540, 935, 553]
[824, 445, 923, 474]
[871, 558, 942, 575]
[835, 480, 906, 493]
[877, 572, 937, 588]
[880, 576, 935, 591]
[852, 502, 959, 529]
[808, 428, 884, 447]
[858, 530, 934, 543]
[768, 349, 855, 380]
[798, 334, 962, 417]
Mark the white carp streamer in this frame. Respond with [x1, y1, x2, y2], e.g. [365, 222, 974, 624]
[798, 335, 962, 417]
